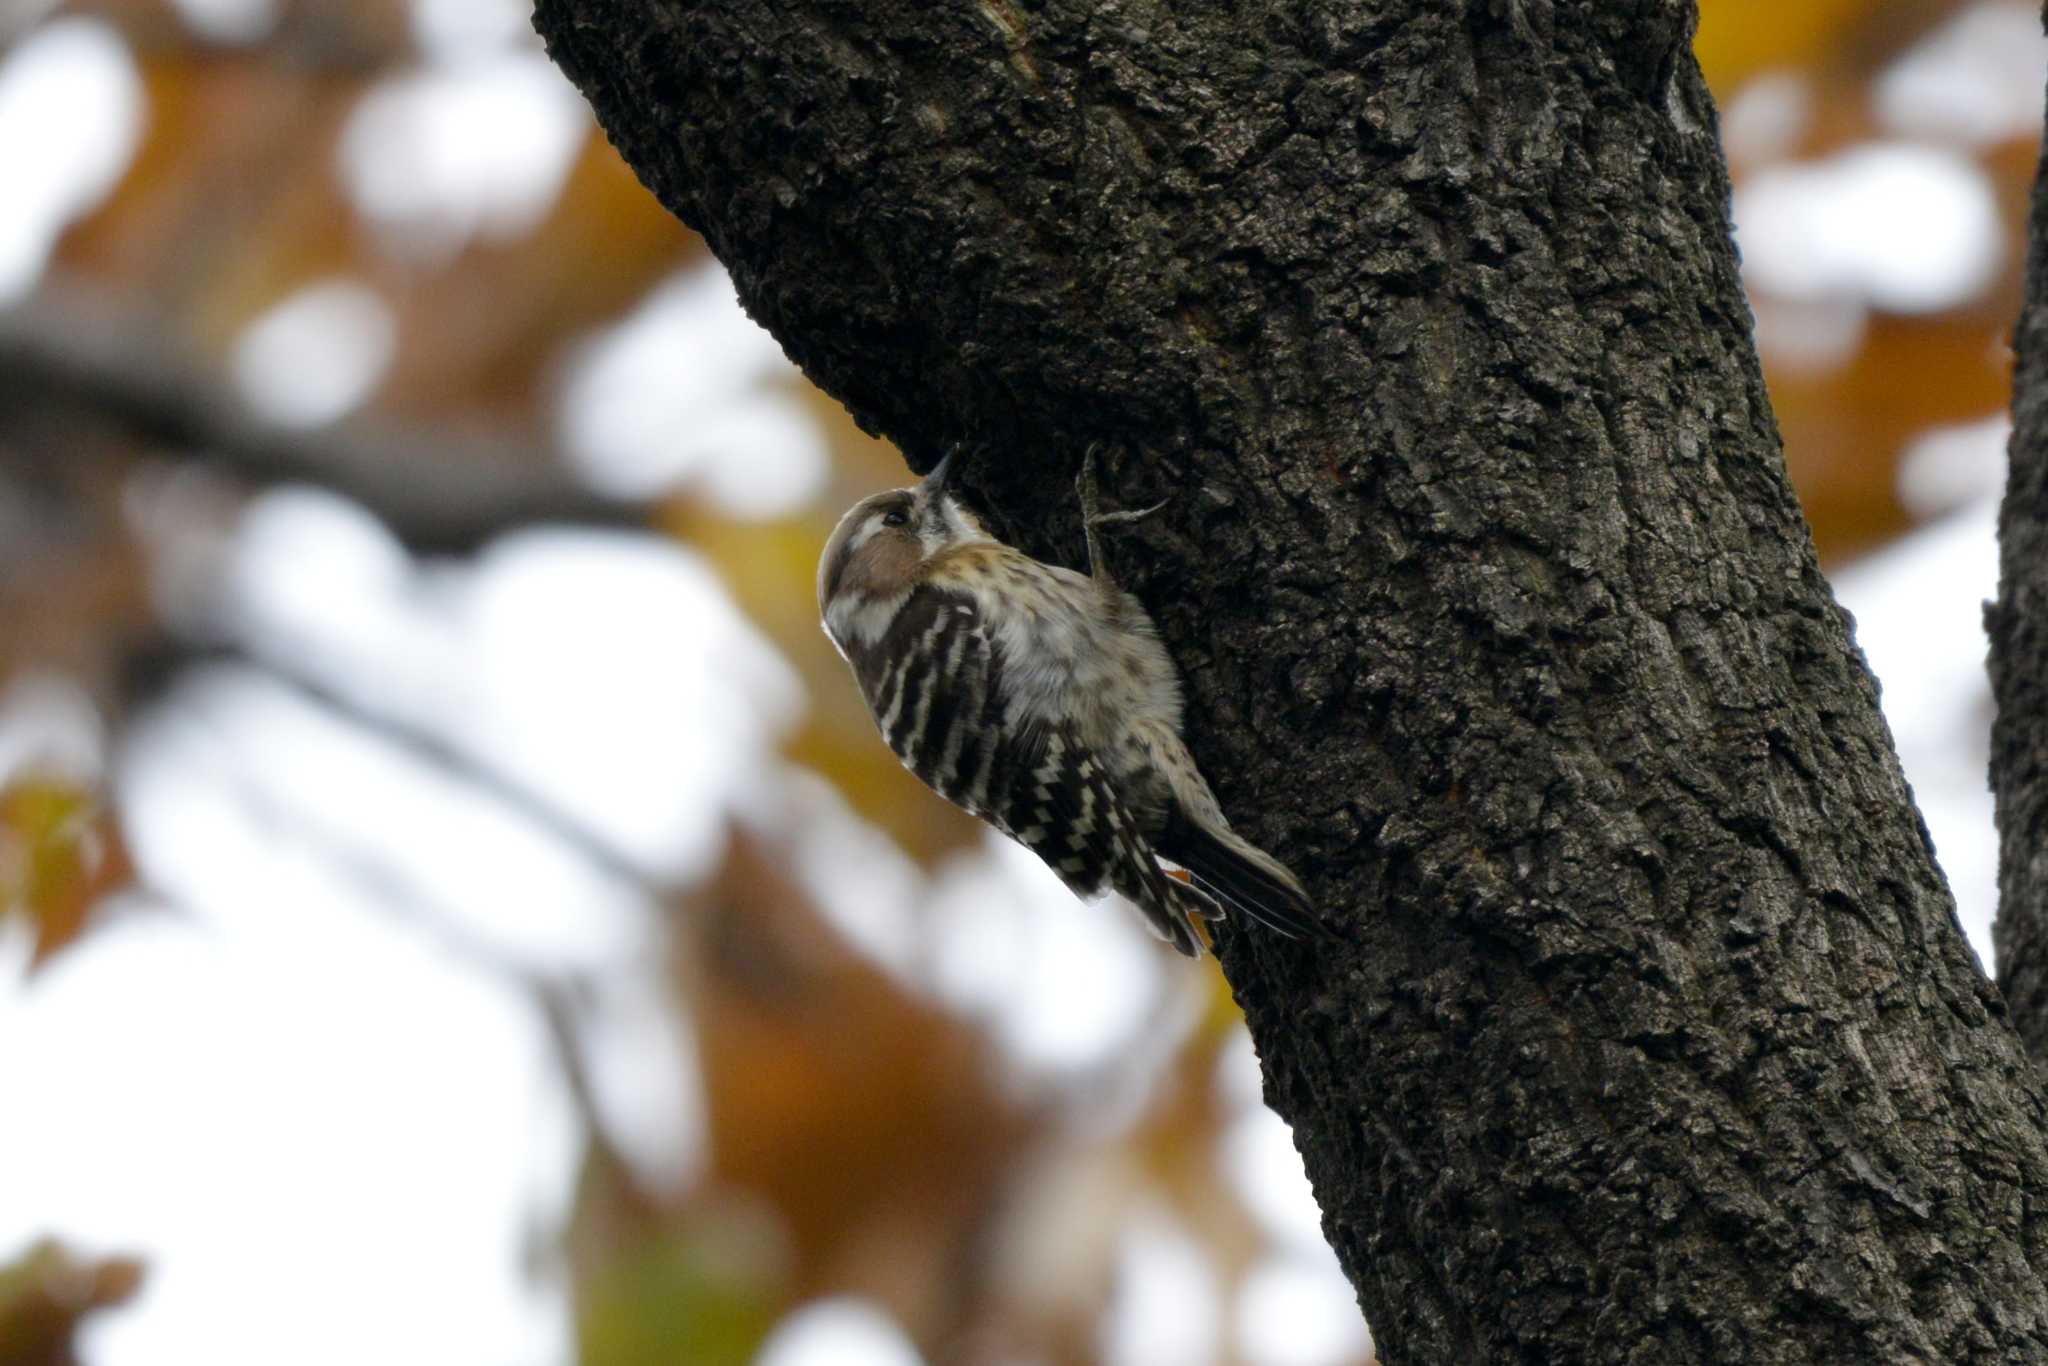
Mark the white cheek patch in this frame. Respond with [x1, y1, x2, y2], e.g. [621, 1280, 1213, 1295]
[826, 589, 908, 652]
[819, 508, 892, 612]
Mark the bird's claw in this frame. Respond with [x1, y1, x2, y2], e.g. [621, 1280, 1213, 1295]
[1077, 443, 1172, 529]
[1087, 498, 1170, 531]
[1077, 443, 1173, 585]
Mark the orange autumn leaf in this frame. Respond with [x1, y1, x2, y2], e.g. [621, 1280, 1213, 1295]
[0, 1238, 145, 1366]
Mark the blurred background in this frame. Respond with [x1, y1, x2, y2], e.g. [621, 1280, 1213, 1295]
[0, 1, 2032, 1362]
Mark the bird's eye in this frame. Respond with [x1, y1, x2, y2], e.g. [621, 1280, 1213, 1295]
[882, 507, 910, 528]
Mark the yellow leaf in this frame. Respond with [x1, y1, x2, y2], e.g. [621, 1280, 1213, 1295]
[0, 777, 133, 969]
[1695, 0, 1870, 93]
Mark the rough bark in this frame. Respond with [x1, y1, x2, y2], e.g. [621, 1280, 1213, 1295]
[535, 1, 2048, 1360]
[1992, 64, 2048, 1060]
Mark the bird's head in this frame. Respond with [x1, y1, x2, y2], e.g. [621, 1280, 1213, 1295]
[817, 450, 991, 643]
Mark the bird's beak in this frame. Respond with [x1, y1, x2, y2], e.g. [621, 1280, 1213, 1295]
[921, 448, 957, 497]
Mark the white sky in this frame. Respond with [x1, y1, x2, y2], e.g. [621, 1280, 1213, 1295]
[1878, 1, 2048, 146]
[0, 17, 140, 303]
[557, 263, 830, 517]
[232, 280, 398, 427]
[0, 909, 579, 1366]
[1832, 500, 2003, 960]
[339, 50, 588, 263]
[1735, 144, 2001, 314]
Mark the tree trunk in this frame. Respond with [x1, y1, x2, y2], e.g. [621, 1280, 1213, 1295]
[1992, 78, 2048, 1062]
[536, 1, 2048, 1359]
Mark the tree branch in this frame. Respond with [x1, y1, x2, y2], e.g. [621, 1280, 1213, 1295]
[538, 0, 2048, 1357]
[0, 287, 637, 553]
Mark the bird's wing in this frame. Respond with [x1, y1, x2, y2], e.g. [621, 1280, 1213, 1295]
[996, 719, 1202, 957]
[857, 583, 1200, 956]
[851, 584, 1008, 812]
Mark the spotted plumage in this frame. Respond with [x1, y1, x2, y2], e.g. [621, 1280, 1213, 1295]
[818, 451, 1322, 956]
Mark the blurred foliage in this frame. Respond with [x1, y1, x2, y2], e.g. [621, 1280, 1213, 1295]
[0, 0, 2036, 1363]
[577, 1213, 783, 1366]
[0, 1240, 143, 1366]
[0, 777, 130, 970]
[1696, 0, 1952, 89]
[1698, 0, 2030, 560]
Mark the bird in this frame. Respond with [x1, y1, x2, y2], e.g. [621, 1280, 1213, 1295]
[815, 447, 1321, 956]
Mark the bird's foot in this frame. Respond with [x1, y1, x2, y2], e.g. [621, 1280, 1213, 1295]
[1078, 444, 1170, 581]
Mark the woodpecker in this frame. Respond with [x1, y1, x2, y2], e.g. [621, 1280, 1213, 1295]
[816, 449, 1320, 955]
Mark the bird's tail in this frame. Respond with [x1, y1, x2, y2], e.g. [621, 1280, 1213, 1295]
[1157, 807, 1327, 944]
